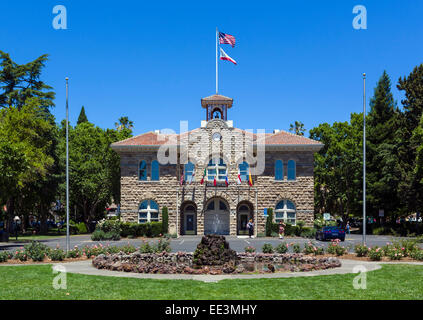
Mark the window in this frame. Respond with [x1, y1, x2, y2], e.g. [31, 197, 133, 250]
[139, 160, 147, 181]
[207, 201, 215, 210]
[275, 160, 283, 180]
[138, 200, 159, 223]
[219, 200, 227, 210]
[287, 160, 296, 180]
[184, 162, 195, 183]
[207, 158, 227, 182]
[275, 200, 296, 225]
[151, 160, 160, 181]
[238, 161, 249, 181]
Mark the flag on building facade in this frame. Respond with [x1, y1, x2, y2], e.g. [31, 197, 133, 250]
[237, 169, 242, 184]
[220, 48, 237, 65]
[219, 32, 236, 47]
[213, 176, 217, 186]
[225, 175, 229, 187]
[189, 170, 195, 184]
[248, 169, 253, 186]
[180, 169, 184, 186]
[200, 168, 206, 185]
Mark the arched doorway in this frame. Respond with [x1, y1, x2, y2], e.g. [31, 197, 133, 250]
[180, 202, 197, 235]
[237, 202, 254, 235]
[204, 198, 230, 235]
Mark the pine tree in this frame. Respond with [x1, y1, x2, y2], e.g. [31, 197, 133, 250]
[366, 71, 401, 218]
[77, 106, 88, 125]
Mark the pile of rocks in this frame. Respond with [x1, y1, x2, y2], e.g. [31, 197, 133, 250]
[192, 235, 238, 266]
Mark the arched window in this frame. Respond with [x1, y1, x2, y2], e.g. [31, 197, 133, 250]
[139, 160, 147, 181]
[275, 160, 283, 180]
[151, 160, 160, 181]
[138, 200, 159, 223]
[207, 158, 227, 182]
[238, 161, 249, 181]
[184, 162, 195, 183]
[275, 200, 296, 225]
[287, 160, 296, 180]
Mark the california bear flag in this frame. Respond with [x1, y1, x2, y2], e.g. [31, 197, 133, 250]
[219, 48, 237, 65]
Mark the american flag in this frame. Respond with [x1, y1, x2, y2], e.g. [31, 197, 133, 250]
[219, 32, 235, 47]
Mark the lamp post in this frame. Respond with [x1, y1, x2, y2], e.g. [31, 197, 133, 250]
[13, 216, 20, 241]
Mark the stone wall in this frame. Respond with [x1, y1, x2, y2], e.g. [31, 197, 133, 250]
[117, 120, 316, 235]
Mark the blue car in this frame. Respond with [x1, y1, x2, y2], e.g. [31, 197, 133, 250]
[315, 226, 345, 241]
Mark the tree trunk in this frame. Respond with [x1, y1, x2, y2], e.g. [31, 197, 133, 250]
[39, 201, 48, 235]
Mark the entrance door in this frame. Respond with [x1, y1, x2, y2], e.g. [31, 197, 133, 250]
[183, 205, 196, 235]
[237, 204, 251, 235]
[204, 198, 230, 235]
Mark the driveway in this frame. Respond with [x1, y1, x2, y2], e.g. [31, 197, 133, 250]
[0, 233, 418, 253]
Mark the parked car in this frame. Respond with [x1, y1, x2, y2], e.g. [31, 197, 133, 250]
[315, 226, 345, 241]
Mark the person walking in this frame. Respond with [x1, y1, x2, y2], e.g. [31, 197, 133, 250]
[278, 221, 286, 239]
[247, 219, 254, 238]
[346, 221, 351, 234]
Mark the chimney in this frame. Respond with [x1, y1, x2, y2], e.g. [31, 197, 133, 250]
[273, 129, 280, 134]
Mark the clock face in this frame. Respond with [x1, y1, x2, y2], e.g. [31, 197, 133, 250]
[212, 132, 222, 141]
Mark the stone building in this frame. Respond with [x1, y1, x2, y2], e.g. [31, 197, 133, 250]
[111, 94, 323, 236]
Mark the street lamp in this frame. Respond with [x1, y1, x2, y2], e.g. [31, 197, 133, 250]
[13, 216, 20, 241]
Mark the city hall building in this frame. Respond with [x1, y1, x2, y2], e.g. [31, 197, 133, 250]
[111, 94, 323, 236]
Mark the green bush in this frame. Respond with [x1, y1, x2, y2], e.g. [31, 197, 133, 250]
[265, 209, 273, 237]
[275, 242, 289, 253]
[245, 246, 256, 253]
[0, 251, 11, 262]
[76, 222, 88, 234]
[24, 241, 49, 261]
[410, 249, 423, 261]
[139, 241, 154, 253]
[49, 248, 65, 261]
[300, 227, 316, 238]
[162, 207, 169, 234]
[103, 231, 121, 241]
[368, 247, 383, 261]
[151, 222, 162, 237]
[326, 240, 346, 256]
[270, 231, 279, 238]
[97, 219, 122, 234]
[292, 243, 301, 253]
[66, 247, 81, 258]
[164, 233, 177, 239]
[354, 244, 369, 257]
[303, 241, 315, 254]
[14, 249, 27, 261]
[262, 243, 274, 253]
[91, 230, 105, 241]
[153, 238, 171, 252]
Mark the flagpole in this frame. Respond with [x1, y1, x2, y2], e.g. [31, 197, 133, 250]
[362, 73, 366, 246]
[216, 27, 218, 94]
[65, 77, 70, 253]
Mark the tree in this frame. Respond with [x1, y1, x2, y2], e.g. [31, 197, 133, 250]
[0, 99, 55, 230]
[77, 106, 88, 125]
[396, 64, 423, 213]
[0, 51, 55, 111]
[115, 116, 134, 132]
[366, 71, 402, 219]
[310, 114, 363, 224]
[289, 121, 305, 136]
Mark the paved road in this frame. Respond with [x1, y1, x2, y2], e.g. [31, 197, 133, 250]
[0, 234, 419, 253]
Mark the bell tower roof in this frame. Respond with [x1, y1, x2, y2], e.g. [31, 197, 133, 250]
[201, 94, 233, 109]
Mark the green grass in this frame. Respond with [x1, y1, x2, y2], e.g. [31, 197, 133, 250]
[0, 264, 423, 299]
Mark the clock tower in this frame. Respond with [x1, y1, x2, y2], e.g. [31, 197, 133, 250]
[201, 94, 233, 121]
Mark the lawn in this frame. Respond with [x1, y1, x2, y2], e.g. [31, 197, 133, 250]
[0, 264, 422, 299]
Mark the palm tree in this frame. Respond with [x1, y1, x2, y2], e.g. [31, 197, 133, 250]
[289, 121, 305, 136]
[115, 116, 134, 132]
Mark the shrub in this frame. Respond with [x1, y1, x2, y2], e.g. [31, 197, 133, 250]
[164, 233, 177, 239]
[245, 246, 256, 253]
[76, 222, 88, 234]
[303, 241, 315, 254]
[82, 245, 106, 258]
[300, 227, 316, 239]
[120, 243, 137, 254]
[313, 247, 325, 255]
[292, 243, 301, 253]
[275, 242, 289, 254]
[354, 244, 369, 257]
[162, 207, 169, 234]
[49, 248, 65, 261]
[150, 222, 163, 237]
[410, 249, 423, 261]
[97, 219, 122, 234]
[14, 249, 27, 261]
[66, 246, 81, 258]
[139, 241, 154, 253]
[262, 243, 274, 254]
[257, 232, 266, 238]
[386, 247, 403, 260]
[368, 247, 383, 261]
[326, 239, 346, 256]
[0, 251, 11, 262]
[335, 245, 347, 256]
[265, 209, 273, 237]
[270, 231, 279, 238]
[103, 231, 121, 241]
[24, 241, 49, 261]
[91, 230, 105, 241]
[153, 238, 171, 253]
[296, 220, 305, 235]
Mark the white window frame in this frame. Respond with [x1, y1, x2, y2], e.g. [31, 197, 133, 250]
[275, 200, 296, 225]
[138, 200, 159, 223]
[206, 158, 227, 182]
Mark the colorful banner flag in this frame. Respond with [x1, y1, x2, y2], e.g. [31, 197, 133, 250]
[220, 48, 237, 65]
[237, 169, 242, 184]
[219, 32, 236, 47]
[248, 169, 253, 186]
[225, 175, 229, 187]
[180, 169, 184, 186]
[200, 168, 206, 185]
[213, 176, 217, 187]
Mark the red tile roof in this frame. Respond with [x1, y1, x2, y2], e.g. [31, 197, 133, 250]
[111, 128, 322, 148]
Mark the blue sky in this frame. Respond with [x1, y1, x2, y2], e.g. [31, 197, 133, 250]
[1, 0, 422, 136]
